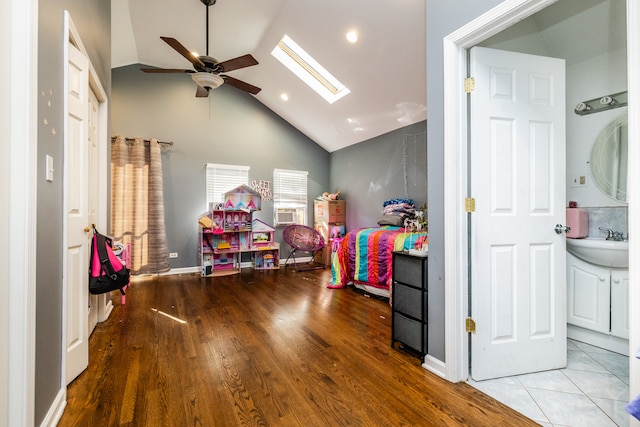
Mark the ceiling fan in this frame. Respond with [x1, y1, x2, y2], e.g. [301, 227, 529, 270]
[141, 0, 261, 97]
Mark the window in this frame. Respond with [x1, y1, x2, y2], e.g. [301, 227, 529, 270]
[205, 163, 249, 210]
[271, 34, 350, 104]
[273, 169, 308, 225]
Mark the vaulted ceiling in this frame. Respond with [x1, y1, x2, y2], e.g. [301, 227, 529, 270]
[111, 0, 427, 153]
[111, 0, 625, 153]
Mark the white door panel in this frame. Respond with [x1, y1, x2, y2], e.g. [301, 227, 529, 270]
[65, 41, 89, 384]
[87, 88, 99, 334]
[470, 46, 566, 380]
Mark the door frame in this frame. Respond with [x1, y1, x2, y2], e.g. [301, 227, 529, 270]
[442, 0, 640, 395]
[3, 0, 38, 425]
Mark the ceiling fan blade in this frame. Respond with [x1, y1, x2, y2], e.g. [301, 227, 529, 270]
[217, 54, 259, 72]
[222, 75, 261, 95]
[195, 85, 210, 98]
[160, 36, 205, 68]
[141, 68, 195, 74]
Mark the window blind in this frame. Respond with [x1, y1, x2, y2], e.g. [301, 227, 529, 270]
[205, 163, 250, 209]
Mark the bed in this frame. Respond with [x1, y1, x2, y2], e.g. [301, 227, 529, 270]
[327, 226, 428, 298]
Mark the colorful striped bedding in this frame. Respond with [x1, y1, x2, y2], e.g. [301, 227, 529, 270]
[328, 226, 428, 291]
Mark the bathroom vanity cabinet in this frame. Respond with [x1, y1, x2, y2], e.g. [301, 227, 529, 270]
[610, 268, 629, 339]
[566, 252, 629, 355]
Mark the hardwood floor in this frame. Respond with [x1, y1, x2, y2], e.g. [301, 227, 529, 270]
[60, 268, 537, 426]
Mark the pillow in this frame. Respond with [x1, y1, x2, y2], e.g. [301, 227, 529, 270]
[377, 215, 405, 227]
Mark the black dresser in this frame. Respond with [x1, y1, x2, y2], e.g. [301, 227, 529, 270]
[391, 251, 428, 358]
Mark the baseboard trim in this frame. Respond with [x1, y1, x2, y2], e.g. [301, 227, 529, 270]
[40, 388, 66, 427]
[422, 354, 448, 380]
[158, 266, 200, 276]
[156, 257, 314, 277]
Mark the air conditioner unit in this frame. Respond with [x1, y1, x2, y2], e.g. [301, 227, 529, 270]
[276, 209, 297, 225]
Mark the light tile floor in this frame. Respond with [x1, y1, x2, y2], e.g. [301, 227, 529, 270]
[468, 339, 633, 426]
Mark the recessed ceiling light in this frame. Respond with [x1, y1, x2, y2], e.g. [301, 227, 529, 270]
[271, 34, 350, 104]
[346, 31, 358, 44]
[280, 93, 289, 101]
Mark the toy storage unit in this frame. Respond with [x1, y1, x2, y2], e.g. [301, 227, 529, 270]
[200, 185, 279, 277]
[391, 251, 428, 359]
[251, 219, 280, 271]
[313, 200, 346, 266]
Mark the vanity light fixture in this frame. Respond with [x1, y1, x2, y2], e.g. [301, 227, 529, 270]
[600, 96, 615, 106]
[574, 102, 592, 113]
[574, 91, 627, 116]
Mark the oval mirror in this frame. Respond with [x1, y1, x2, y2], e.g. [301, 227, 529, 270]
[590, 113, 628, 202]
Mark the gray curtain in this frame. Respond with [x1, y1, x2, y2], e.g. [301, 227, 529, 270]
[111, 136, 170, 274]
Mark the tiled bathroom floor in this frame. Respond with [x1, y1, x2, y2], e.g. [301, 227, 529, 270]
[468, 339, 632, 426]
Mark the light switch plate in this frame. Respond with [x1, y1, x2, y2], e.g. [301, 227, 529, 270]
[569, 174, 588, 188]
[46, 155, 54, 182]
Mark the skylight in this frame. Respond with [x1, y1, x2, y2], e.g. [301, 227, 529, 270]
[271, 34, 350, 104]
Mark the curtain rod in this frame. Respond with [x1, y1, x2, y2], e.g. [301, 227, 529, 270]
[110, 136, 174, 146]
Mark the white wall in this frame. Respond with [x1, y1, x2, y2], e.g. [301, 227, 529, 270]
[0, 0, 10, 422]
[566, 46, 628, 208]
[3, 0, 38, 425]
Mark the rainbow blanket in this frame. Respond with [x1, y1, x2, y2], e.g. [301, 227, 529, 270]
[328, 227, 427, 290]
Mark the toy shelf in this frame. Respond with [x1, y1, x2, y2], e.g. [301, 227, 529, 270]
[199, 186, 279, 277]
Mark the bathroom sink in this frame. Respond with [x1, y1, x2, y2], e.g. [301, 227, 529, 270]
[566, 238, 628, 268]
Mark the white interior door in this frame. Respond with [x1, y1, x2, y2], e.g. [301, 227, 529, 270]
[65, 41, 90, 385]
[87, 87, 99, 333]
[470, 46, 567, 380]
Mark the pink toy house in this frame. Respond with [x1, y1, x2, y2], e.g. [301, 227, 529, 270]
[251, 218, 275, 247]
[224, 184, 261, 211]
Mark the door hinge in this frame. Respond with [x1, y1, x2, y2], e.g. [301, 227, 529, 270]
[466, 317, 476, 334]
[465, 197, 475, 213]
[464, 77, 475, 93]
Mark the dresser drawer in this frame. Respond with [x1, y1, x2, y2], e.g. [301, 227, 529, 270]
[393, 282, 427, 320]
[393, 312, 427, 355]
[393, 253, 427, 289]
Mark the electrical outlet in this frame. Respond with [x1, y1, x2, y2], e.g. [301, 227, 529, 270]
[570, 175, 588, 188]
[169, 252, 178, 258]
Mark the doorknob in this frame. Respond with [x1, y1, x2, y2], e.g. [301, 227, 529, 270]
[84, 226, 91, 233]
[555, 224, 571, 234]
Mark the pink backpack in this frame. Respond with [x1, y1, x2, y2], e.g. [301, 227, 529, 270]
[88, 225, 130, 295]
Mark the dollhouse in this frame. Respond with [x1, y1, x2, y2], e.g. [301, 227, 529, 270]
[251, 219, 279, 270]
[199, 185, 279, 276]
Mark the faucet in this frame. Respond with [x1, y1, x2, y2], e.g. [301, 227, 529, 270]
[599, 227, 625, 241]
[612, 231, 625, 241]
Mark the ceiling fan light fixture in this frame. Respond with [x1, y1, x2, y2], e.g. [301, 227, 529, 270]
[191, 72, 224, 90]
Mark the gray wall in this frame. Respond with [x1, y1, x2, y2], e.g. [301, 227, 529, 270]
[330, 121, 427, 229]
[426, 0, 504, 362]
[111, 66, 425, 267]
[36, 0, 111, 424]
[111, 65, 330, 266]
